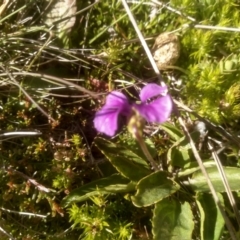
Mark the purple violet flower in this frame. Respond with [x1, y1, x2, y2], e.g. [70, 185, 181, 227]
[94, 83, 172, 136]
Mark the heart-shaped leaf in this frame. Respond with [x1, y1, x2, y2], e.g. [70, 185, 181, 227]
[131, 171, 180, 207]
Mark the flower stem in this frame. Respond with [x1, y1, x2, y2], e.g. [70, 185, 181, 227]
[136, 135, 159, 171]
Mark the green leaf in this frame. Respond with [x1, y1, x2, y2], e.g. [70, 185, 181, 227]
[184, 166, 240, 192]
[119, 137, 157, 160]
[196, 193, 224, 240]
[94, 137, 151, 181]
[160, 122, 183, 141]
[61, 174, 135, 207]
[167, 132, 199, 168]
[152, 198, 194, 240]
[177, 160, 216, 178]
[131, 171, 180, 207]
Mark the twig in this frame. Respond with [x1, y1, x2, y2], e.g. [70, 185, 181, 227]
[185, 23, 240, 32]
[7, 168, 55, 193]
[0, 207, 47, 218]
[121, 0, 163, 84]
[0, 226, 16, 240]
[0, 130, 42, 141]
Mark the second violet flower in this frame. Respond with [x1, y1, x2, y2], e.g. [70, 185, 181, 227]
[94, 83, 173, 136]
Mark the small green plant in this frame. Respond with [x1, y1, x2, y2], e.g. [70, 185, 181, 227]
[68, 196, 133, 240]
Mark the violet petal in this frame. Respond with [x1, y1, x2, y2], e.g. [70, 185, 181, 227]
[104, 91, 130, 110]
[94, 107, 121, 136]
[139, 83, 167, 102]
[134, 94, 172, 123]
[94, 91, 130, 136]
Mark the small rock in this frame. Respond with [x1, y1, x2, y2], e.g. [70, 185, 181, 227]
[152, 32, 180, 70]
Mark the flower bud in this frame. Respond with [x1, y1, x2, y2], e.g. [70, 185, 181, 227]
[127, 107, 145, 139]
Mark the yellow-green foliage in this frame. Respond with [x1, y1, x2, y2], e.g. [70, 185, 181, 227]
[68, 197, 133, 240]
[177, 1, 240, 124]
[222, 82, 240, 121]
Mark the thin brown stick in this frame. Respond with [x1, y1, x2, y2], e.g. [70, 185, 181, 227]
[7, 168, 55, 193]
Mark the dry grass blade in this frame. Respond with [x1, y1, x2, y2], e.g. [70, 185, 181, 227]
[0, 207, 47, 218]
[7, 168, 55, 193]
[26, 33, 54, 71]
[2, 66, 56, 123]
[121, 0, 163, 83]
[208, 141, 240, 228]
[0, 130, 41, 141]
[150, 0, 196, 22]
[0, 0, 10, 17]
[0, 70, 99, 98]
[0, 226, 16, 240]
